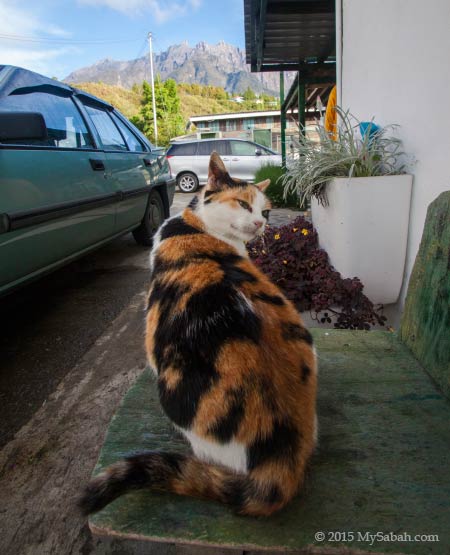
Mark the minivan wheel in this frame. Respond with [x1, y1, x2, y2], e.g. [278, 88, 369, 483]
[177, 172, 199, 193]
[132, 189, 165, 246]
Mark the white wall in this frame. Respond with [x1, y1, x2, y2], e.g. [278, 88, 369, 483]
[339, 0, 450, 325]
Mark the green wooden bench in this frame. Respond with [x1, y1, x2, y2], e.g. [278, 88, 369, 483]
[88, 192, 450, 555]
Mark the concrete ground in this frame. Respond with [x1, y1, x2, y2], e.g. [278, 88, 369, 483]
[0, 192, 304, 555]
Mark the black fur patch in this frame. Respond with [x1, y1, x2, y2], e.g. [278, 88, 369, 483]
[253, 292, 285, 306]
[126, 452, 185, 488]
[281, 322, 313, 345]
[251, 482, 283, 505]
[222, 476, 245, 508]
[208, 387, 246, 443]
[150, 255, 190, 277]
[247, 419, 300, 471]
[255, 374, 279, 413]
[156, 280, 261, 428]
[301, 363, 311, 384]
[160, 217, 202, 240]
[204, 252, 257, 284]
[223, 174, 248, 188]
[147, 279, 189, 311]
[188, 196, 199, 210]
[222, 477, 283, 511]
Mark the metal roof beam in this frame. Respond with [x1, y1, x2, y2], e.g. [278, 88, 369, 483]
[267, 1, 334, 15]
[256, 0, 268, 72]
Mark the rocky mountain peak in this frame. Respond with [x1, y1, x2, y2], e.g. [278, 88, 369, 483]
[64, 41, 294, 96]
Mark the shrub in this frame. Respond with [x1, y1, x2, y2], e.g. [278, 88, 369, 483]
[254, 164, 303, 209]
[248, 215, 387, 330]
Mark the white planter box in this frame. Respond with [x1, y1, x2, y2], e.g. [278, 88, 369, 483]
[311, 175, 413, 305]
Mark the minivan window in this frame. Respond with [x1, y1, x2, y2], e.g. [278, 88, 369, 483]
[197, 140, 229, 156]
[84, 105, 127, 151]
[231, 141, 257, 156]
[111, 113, 146, 152]
[0, 92, 93, 148]
[197, 140, 213, 155]
[168, 142, 197, 156]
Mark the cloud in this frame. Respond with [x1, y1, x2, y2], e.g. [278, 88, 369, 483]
[78, 0, 202, 24]
[0, 2, 70, 38]
[2, 45, 80, 76]
[0, 2, 73, 77]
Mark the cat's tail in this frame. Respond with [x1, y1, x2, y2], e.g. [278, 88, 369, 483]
[79, 451, 296, 517]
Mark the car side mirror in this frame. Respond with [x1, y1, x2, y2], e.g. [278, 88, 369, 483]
[255, 148, 262, 156]
[0, 112, 48, 142]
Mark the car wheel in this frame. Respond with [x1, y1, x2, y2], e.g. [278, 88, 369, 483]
[177, 172, 199, 193]
[132, 189, 165, 246]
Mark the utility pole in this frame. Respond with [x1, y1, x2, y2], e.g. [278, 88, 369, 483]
[147, 32, 158, 146]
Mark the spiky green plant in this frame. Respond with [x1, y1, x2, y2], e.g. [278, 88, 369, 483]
[282, 107, 408, 206]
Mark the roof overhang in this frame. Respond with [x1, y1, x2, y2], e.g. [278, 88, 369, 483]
[244, 0, 336, 81]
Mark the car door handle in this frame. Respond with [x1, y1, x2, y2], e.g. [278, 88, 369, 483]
[232, 158, 239, 161]
[222, 157, 230, 161]
[89, 158, 105, 171]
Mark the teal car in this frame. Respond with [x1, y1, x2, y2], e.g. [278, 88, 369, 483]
[0, 66, 175, 296]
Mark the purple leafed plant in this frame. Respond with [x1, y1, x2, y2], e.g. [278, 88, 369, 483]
[248, 216, 387, 330]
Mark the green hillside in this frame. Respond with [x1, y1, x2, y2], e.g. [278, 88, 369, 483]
[73, 81, 278, 122]
[73, 82, 141, 119]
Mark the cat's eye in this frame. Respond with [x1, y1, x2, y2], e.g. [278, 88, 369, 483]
[237, 199, 252, 212]
[262, 210, 270, 219]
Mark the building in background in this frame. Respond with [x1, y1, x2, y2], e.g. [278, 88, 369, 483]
[243, 0, 450, 326]
[177, 100, 328, 152]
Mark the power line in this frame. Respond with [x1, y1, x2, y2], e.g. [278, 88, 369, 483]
[0, 33, 141, 45]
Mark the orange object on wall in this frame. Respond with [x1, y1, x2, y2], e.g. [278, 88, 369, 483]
[324, 85, 337, 139]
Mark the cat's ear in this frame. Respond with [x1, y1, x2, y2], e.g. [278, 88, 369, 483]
[209, 151, 227, 177]
[207, 151, 228, 191]
[255, 179, 270, 193]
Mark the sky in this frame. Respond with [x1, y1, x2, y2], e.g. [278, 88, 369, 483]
[0, 0, 246, 80]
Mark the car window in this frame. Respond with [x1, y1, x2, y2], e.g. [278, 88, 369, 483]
[84, 105, 127, 151]
[197, 140, 213, 155]
[231, 141, 257, 156]
[168, 142, 197, 156]
[111, 113, 146, 152]
[215, 140, 230, 156]
[0, 91, 93, 148]
[196, 141, 229, 156]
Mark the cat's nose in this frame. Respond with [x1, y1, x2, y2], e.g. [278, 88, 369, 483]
[254, 220, 264, 229]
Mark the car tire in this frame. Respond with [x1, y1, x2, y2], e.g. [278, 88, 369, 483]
[132, 189, 165, 247]
[177, 172, 199, 193]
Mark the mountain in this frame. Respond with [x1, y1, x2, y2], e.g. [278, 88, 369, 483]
[64, 41, 294, 96]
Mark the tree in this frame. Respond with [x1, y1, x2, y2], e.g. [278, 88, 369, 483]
[243, 87, 256, 101]
[136, 77, 185, 146]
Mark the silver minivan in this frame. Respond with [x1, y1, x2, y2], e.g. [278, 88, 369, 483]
[166, 138, 282, 192]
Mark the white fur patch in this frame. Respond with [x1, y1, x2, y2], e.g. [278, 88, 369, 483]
[197, 187, 269, 254]
[180, 428, 248, 474]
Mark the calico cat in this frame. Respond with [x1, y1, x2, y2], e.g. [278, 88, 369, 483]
[80, 152, 317, 517]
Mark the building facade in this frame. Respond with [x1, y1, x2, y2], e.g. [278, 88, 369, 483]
[188, 109, 317, 152]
